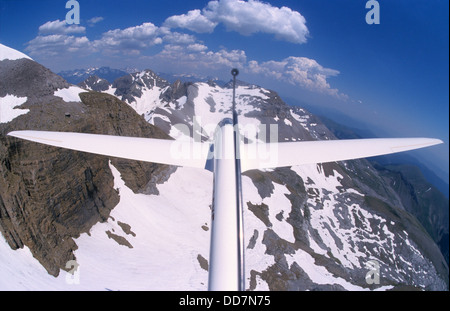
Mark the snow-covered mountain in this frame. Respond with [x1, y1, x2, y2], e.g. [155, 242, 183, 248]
[1, 44, 448, 291]
[81, 72, 450, 290]
[79, 70, 171, 118]
[0, 44, 173, 288]
[0, 44, 32, 62]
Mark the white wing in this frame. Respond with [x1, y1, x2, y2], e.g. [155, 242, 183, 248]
[7, 130, 210, 169]
[8, 131, 443, 172]
[240, 138, 443, 172]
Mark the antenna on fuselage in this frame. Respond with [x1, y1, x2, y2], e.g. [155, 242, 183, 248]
[231, 68, 239, 127]
[231, 68, 246, 291]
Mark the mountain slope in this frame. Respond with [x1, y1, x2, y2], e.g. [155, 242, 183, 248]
[374, 164, 449, 265]
[81, 72, 448, 290]
[1, 45, 172, 278]
[320, 114, 449, 265]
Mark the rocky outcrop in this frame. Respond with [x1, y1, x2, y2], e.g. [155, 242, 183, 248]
[112, 70, 170, 104]
[0, 58, 173, 276]
[78, 76, 111, 92]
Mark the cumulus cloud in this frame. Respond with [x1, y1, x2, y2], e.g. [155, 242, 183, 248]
[151, 44, 342, 98]
[91, 23, 204, 55]
[26, 8, 343, 100]
[202, 49, 247, 68]
[154, 45, 247, 71]
[163, 9, 217, 33]
[164, 0, 309, 44]
[161, 31, 197, 45]
[248, 57, 346, 98]
[27, 20, 90, 57]
[25, 34, 91, 57]
[38, 19, 86, 35]
[28, 19, 205, 58]
[92, 22, 163, 53]
[187, 43, 208, 52]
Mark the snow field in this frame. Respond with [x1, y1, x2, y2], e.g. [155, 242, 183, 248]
[54, 86, 85, 102]
[0, 44, 32, 61]
[0, 95, 29, 124]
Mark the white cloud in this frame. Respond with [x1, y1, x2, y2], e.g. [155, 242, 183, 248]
[163, 0, 309, 44]
[28, 20, 203, 58]
[152, 45, 247, 72]
[26, 20, 93, 58]
[151, 45, 342, 98]
[163, 9, 217, 33]
[92, 22, 162, 53]
[26, 12, 343, 100]
[91, 23, 202, 55]
[87, 16, 104, 26]
[205, 0, 309, 43]
[26, 34, 91, 57]
[248, 56, 346, 98]
[202, 49, 248, 68]
[38, 20, 86, 35]
[161, 32, 197, 45]
[187, 43, 208, 52]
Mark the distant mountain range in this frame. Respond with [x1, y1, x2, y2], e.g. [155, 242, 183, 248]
[319, 115, 449, 198]
[289, 99, 450, 188]
[157, 72, 228, 86]
[59, 66, 228, 87]
[58, 67, 129, 84]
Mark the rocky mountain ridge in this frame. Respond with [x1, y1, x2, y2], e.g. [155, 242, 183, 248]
[1, 48, 172, 277]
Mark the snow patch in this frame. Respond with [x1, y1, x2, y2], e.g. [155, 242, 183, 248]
[0, 234, 69, 290]
[0, 44, 32, 61]
[0, 95, 29, 123]
[104, 85, 117, 96]
[286, 248, 365, 290]
[0, 163, 213, 290]
[69, 163, 212, 290]
[128, 86, 169, 116]
[54, 86, 85, 102]
[242, 176, 275, 290]
[177, 96, 187, 109]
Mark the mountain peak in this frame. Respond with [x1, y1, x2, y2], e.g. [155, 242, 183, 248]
[0, 43, 32, 62]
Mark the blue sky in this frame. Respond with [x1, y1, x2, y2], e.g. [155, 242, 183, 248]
[0, 0, 448, 181]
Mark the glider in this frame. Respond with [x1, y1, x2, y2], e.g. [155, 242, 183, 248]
[8, 69, 443, 291]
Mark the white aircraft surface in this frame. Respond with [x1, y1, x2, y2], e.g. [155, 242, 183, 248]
[7, 69, 443, 291]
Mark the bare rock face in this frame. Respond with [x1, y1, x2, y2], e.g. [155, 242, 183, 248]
[0, 58, 172, 276]
[78, 75, 111, 92]
[112, 69, 170, 104]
